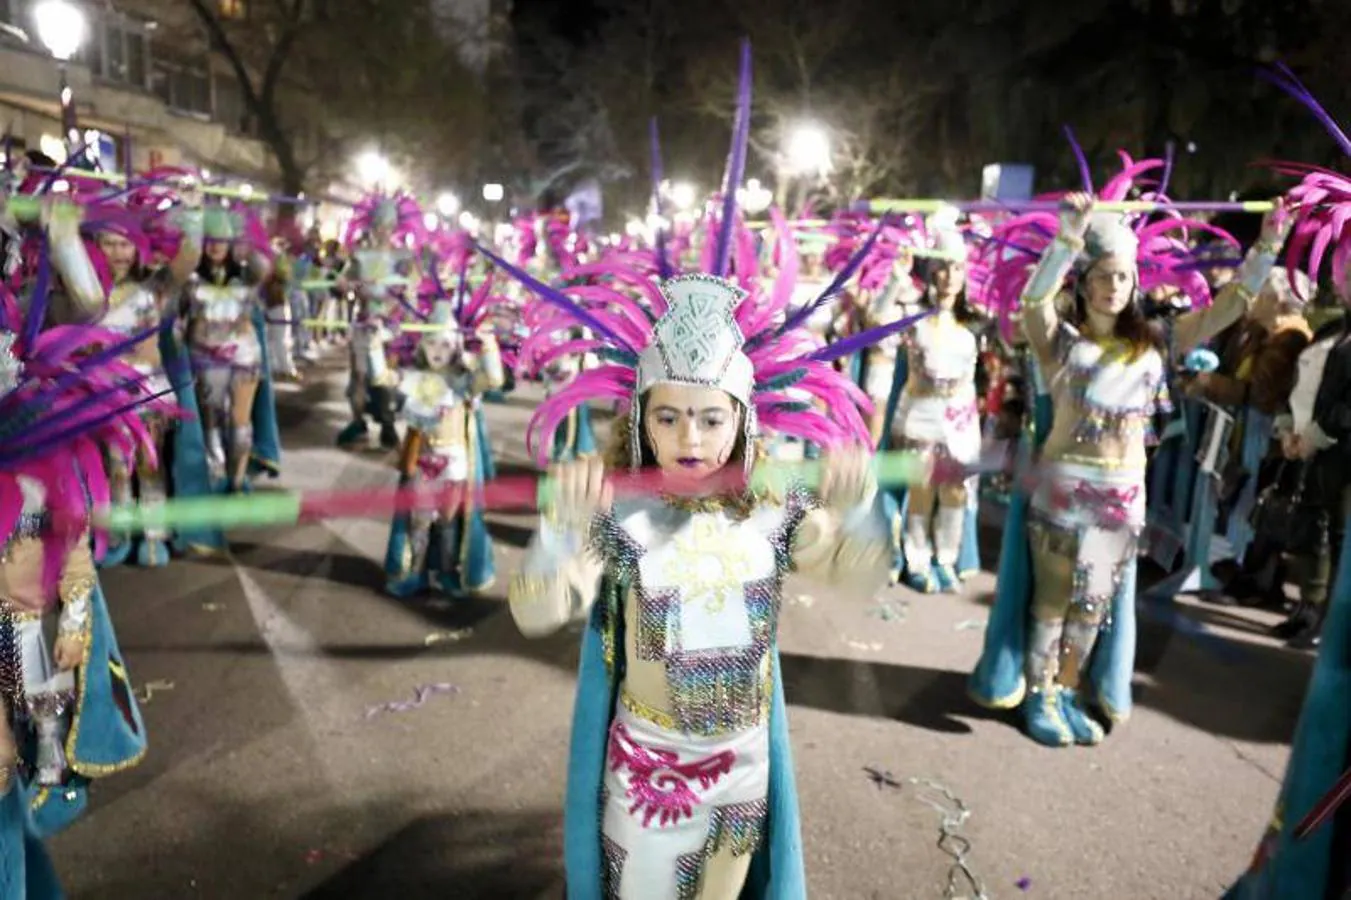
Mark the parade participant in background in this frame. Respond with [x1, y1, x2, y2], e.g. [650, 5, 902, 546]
[881, 220, 983, 593]
[970, 162, 1287, 748]
[383, 292, 504, 600]
[336, 191, 428, 450]
[82, 177, 223, 565]
[495, 45, 905, 897]
[185, 205, 282, 493]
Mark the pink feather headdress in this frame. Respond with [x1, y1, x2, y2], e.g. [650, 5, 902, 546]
[0, 264, 176, 610]
[1260, 65, 1351, 297]
[973, 139, 1238, 341]
[343, 189, 428, 253]
[481, 42, 928, 466]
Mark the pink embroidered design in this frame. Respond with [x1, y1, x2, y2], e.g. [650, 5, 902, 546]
[944, 402, 978, 430]
[607, 721, 736, 827]
[1068, 482, 1139, 527]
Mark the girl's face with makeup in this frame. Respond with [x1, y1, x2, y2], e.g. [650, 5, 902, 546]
[643, 383, 740, 479]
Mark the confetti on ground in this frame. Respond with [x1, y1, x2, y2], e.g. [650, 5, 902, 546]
[424, 628, 474, 646]
[364, 683, 460, 719]
[869, 597, 909, 622]
[1016, 876, 1032, 891]
[201, 602, 225, 613]
[135, 680, 176, 704]
[954, 619, 986, 631]
[864, 766, 903, 790]
[845, 640, 884, 653]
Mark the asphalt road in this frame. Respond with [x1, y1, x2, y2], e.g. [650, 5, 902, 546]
[49, 352, 1311, 899]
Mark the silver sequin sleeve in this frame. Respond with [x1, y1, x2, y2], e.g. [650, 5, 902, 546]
[508, 518, 604, 638]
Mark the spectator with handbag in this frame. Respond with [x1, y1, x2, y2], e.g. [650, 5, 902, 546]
[1267, 307, 1351, 649]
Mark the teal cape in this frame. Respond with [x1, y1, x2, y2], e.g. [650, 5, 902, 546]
[26, 580, 147, 838]
[877, 352, 980, 580]
[243, 305, 283, 486]
[550, 405, 597, 463]
[0, 784, 62, 899]
[1224, 514, 1351, 900]
[563, 576, 807, 898]
[968, 370, 1137, 721]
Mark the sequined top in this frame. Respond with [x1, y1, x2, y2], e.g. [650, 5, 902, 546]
[398, 341, 504, 449]
[0, 480, 96, 622]
[900, 314, 978, 399]
[1021, 236, 1266, 473]
[188, 273, 258, 350]
[105, 278, 167, 369]
[509, 485, 890, 739]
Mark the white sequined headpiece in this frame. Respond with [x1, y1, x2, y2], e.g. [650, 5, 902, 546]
[427, 300, 464, 344]
[630, 274, 756, 471]
[1078, 213, 1140, 272]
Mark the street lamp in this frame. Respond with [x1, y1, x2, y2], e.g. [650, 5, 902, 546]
[784, 122, 831, 177]
[482, 183, 504, 203]
[34, 1, 87, 153]
[436, 192, 460, 217]
[667, 181, 696, 211]
[355, 150, 390, 188]
[737, 178, 773, 215]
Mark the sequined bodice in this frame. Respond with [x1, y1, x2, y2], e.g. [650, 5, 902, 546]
[904, 316, 978, 397]
[190, 279, 255, 346]
[1042, 329, 1169, 471]
[599, 499, 794, 739]
[105, 280, 163, 367]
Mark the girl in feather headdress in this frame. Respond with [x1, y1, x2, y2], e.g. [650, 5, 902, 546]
[488, 43, 921, 900]
[969, 146, 1288, 749]
[382, 270, 506, 599]
[74, 174, 220, 565]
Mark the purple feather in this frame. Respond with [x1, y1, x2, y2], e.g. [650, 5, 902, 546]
[713, 39, 753, 277]
[1261, 64, 1351, 158]
[773, 215, 889, 340]
[809, 309, 934, 364]
[22, 236, 51, 351]
[649, 118, 674, 281]
[1063, 125, 1094, 193]
[474, 242, 636, 353]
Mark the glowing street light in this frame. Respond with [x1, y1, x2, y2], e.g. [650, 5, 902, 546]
[784, 122, 832, 177]
[436, 192, 460, 217]
[458, 211, 480, 232]
[668, 182, 696, 211]
[355, 150, 390, 187]
[482, 183, 504, 203]
[35, 1, 87, 152]
[35, 0, 86, 61]
[422, 212, 440, 232]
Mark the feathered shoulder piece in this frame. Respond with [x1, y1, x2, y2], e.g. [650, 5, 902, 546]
[1261, 65, 1351, 296]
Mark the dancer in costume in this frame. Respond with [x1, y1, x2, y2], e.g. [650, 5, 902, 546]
[858, 246, 923, 445]
[1226, 67, 1351, 898]
[84, 180, 221, 566]
[383, 299, 504, 599]
[886, 224, 983, 593]
[969, 180, 1288, 748]
[499, 46, 904, 897]
[0, 267, 163, 841]
[539, 327, 598, 462]
[185, 205, 282, 493]
[337, 192, 428, 449]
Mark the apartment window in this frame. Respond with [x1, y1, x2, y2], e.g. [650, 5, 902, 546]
[213, 73, 255, 135]
[89, 15, 151, 89]
[219, 0, 247, 19]
[152, 62, 213, 117]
